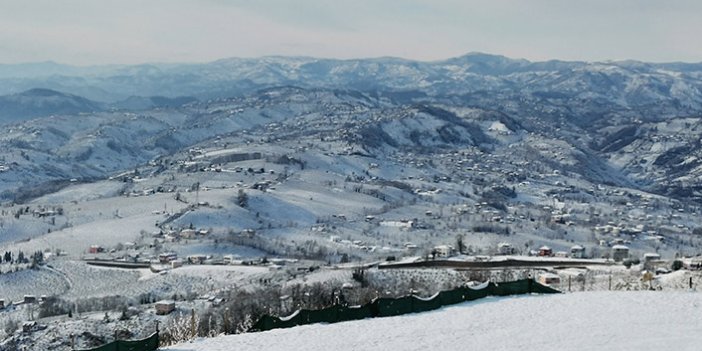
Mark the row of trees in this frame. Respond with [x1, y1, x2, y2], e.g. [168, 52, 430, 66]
[160, 281, 345, 346]
[1, 250, 43, 266]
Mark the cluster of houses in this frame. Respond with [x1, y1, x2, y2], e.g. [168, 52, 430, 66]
[532, 244, 630, 261]
[85, 226, 212, 258]
[495, 243, 588, 259]
[0, 295, 48, 312]
[428, 240, 676, 265]
[525, 244, 631, 261]
[424, 242, 594, 260]
[156, 252, 214, 269]
[157, 227, 211, 242]
[155, 251, 283, 271]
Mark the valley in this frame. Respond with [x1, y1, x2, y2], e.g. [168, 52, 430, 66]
[2, 54, 702, 350]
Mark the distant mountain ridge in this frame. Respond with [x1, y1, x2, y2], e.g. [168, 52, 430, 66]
[0, 53, 701, 107]
[0, 88, 199, 124]
[2, 54, 702, 203]
[0, 88, 102, 124]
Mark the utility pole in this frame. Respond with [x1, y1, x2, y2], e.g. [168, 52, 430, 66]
[568, 275, 571, 292]
[195, 182, 200, 204]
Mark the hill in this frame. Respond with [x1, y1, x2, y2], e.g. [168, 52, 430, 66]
[0, 88, 102, 124]
[4, 53, 702, 349]
[165, 291, 702, 351]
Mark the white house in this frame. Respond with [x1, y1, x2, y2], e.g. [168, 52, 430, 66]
[497, 242, 512, 255]
[611, 245, 629, 262]
[570, 245, 585, 258]
[433, 245, 453, 258]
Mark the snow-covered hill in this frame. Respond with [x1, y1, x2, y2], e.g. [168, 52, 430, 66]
[5, 53, 702, 350]
[1, 53, 702, 107]
[166, 291, 702, 351]
[0, 88, 102, 124]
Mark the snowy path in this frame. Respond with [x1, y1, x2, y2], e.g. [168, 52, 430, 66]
[42, 264, 73, 293]
[167, 291, 702, 351]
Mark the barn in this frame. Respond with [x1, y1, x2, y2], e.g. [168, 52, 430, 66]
[155, 300, 176, 315]
[538, 246, 553, 257]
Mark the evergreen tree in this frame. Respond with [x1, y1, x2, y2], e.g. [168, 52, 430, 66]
[237, 189, 248, 208]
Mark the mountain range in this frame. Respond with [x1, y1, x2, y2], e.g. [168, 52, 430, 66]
[2, 53, 702, 204]
[0, 52, 701, 107]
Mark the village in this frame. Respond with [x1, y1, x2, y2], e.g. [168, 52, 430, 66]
[0, 84, 702, 349]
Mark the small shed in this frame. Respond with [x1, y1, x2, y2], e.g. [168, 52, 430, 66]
[180, 229, 197, 239]
[685, 257, 702, 270]
[155, 300, 176, 315]
[223, 255, 242, 265]
[88, 245, 104, 254]
[158, 252, 178, 263]
[570, 245, 585, 259]
[23, 295, 37, 304]
[187, 254, 208, 264]
[538, 246, 553, 257]
[643, 253, 661, 262]
[22, 321, 37, 333]
[497, 242, 512, 255]
[170, 259, 183, 269]
[611, 245, 630, 262]
[0, 299, 4, 309]
[538, 273, 561, 286]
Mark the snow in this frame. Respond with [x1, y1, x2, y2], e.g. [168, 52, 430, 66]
[29, 180, 126, 204]
[169, 243, 266, 258]
[0, 259, 270, 303]
[165, 264, 269, 285]
[488, 121, 511, 133]
[167, 291, 702, 351]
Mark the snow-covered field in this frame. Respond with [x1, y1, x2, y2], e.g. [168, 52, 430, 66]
[0, 260, 269, 302]
[166, 291, 702, 351]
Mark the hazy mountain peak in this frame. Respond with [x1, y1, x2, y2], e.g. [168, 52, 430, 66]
[18, 87, 70, 97]
[0, 88, 102, 125]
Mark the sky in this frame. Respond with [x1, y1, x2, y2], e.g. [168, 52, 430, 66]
[1, 0, 701, 65]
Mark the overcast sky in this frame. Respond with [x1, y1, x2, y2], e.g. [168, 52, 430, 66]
[1, 0, 701, 65]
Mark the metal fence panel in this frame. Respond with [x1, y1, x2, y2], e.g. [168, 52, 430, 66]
[249, 279, 559, 333]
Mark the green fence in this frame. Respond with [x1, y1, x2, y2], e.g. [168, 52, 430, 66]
[250, 279, 559, 332]
[75, 332, 159, 351]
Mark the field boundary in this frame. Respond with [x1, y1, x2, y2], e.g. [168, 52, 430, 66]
[250, 278, 559, 332]
[74, 332, 159, 351]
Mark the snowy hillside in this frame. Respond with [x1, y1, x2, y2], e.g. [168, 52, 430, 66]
[5, 53, 702, 350]
[0, 88, 102, 125]
[166, 291, 702, 351]
[2, 53, 702, 109]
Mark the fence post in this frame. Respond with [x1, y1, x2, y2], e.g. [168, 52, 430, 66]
[190, 308, 196, 339]
[568, 276, 571, 292]
[609, 274, 612, 291]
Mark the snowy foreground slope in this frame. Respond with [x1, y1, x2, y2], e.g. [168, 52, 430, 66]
[167, 291, 702, 351]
